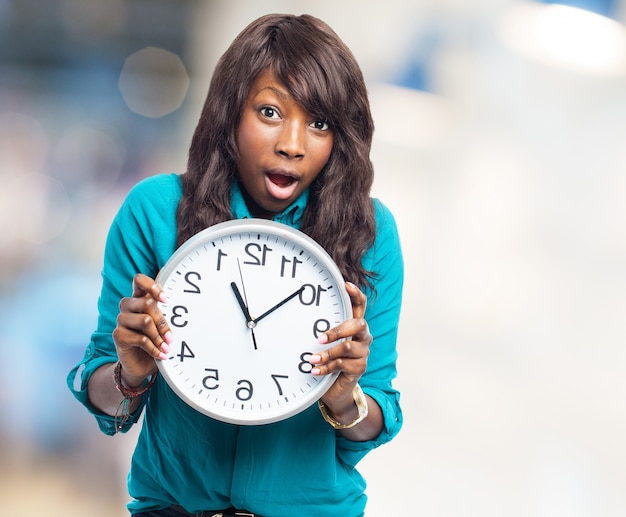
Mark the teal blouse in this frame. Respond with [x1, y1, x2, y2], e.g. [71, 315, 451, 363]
[67, 173, 403, 517]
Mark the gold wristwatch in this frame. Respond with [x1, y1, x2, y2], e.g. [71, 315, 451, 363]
[318, 384, 368, 429]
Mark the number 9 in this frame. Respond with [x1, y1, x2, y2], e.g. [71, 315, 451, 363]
[313, 318, 330, 338]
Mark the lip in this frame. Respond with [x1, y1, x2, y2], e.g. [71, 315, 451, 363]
[264, 168, 300, 201]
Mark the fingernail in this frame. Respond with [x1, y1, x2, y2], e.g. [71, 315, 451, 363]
[164, 331, 173, 344]
[317, 334, 329, 344]
[159, 292, 168, 303]
[311, 367, 321, 376]
[158, 351, 168, 360]
[309, 354, 321, 364]
[160, 342, 171, 354]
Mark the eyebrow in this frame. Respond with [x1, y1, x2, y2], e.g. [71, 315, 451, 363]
[254, 85, 288, 100]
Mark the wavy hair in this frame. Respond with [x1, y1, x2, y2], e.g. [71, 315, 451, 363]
[177, 13, 376, 288]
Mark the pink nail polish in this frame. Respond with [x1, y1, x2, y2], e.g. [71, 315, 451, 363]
[318, 334, 328, 344]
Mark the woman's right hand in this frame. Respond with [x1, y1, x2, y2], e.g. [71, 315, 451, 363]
[112, 273, 173, 386]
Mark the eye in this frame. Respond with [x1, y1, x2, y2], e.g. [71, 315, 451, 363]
[260, 106, 280, 119]
[310, 119, 330, 131]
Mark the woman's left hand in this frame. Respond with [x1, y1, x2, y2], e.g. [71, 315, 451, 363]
[309, 282, 380, 438]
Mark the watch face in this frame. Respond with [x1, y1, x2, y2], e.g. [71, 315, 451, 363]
[156, 219, 350, 425]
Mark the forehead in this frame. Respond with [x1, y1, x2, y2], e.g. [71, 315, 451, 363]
[247, 69, 288, 99]
[246, 67, 322, 118]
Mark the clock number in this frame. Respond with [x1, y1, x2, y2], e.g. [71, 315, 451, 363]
[298, 352, 313, 374]
[216, 249, 227, 271]
[177, 341, 195, 362]
[313, 319, 331, 338]
[183, 271, 201, 293]
[280, 255, 302, 278]
[202, 368, 219, 390]
[271, 374, 289, 396]
[243, 243, 272, 266]
[299, 284, 327, 306]
[235, 379, 253, 401]
[170, 305, 189, 327]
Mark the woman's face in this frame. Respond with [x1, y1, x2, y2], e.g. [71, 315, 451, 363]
[235, 69, 334, 218]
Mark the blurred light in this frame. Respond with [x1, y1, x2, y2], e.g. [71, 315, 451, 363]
[369, 84, 457, 150]
[118, 46, 190, 118]
[538, 0, 616, 18]
[0, 112, 53, 251]
[0, 112, 48, 177]
[0, 173, 71, 247]
[53, 124, 125, 198]
[60, 0, 128, 40]
[498, 2, 626, 76]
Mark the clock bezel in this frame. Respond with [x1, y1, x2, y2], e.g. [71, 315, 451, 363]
[155, 218, 351, 425]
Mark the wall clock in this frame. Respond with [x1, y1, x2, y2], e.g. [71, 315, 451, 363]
[155, 218, 351, 425]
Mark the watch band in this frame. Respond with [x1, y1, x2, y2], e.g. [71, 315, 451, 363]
[318, 384, 368, 429]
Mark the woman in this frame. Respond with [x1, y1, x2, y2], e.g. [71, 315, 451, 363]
[68, 13, 403, 517]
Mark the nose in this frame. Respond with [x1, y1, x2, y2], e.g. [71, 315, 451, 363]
[276, 121, 305, 159]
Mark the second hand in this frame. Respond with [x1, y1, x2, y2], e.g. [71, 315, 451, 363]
[236, 258, 258, 350]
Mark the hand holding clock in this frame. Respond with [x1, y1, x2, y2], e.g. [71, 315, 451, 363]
[87, 273, 173, 418]
[309, 281, 383, 441]
[112, 273, 173, 386]
[105, 271, 380, 439]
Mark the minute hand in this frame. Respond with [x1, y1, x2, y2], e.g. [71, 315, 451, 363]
[253, 286, 304, 324]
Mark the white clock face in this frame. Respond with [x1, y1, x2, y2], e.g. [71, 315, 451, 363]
[156, 219, 350, 425]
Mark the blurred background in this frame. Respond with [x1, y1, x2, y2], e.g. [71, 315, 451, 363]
[2, 0, 626, 515]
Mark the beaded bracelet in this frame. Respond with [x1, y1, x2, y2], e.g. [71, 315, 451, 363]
[113, 361, 158, 432]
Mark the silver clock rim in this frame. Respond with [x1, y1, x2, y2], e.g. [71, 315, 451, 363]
[155, 218, 351, 426]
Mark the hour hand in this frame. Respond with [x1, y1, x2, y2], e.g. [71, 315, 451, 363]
[230, 282, 255, 328]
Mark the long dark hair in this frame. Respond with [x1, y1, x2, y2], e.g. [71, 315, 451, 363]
[177, 13, 376, 288]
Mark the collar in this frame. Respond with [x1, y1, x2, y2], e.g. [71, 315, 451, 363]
[230, 181, 309, 229]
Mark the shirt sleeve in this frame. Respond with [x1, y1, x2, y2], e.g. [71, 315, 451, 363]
[335, 199, 404, 467]
[66, 174, 181, 435]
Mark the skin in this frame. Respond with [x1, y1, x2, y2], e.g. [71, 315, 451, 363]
[235, 69, 334, 217]
[87, 70, 383, 442]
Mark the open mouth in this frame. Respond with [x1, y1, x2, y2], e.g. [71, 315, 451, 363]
[267, 172, 296, 188]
